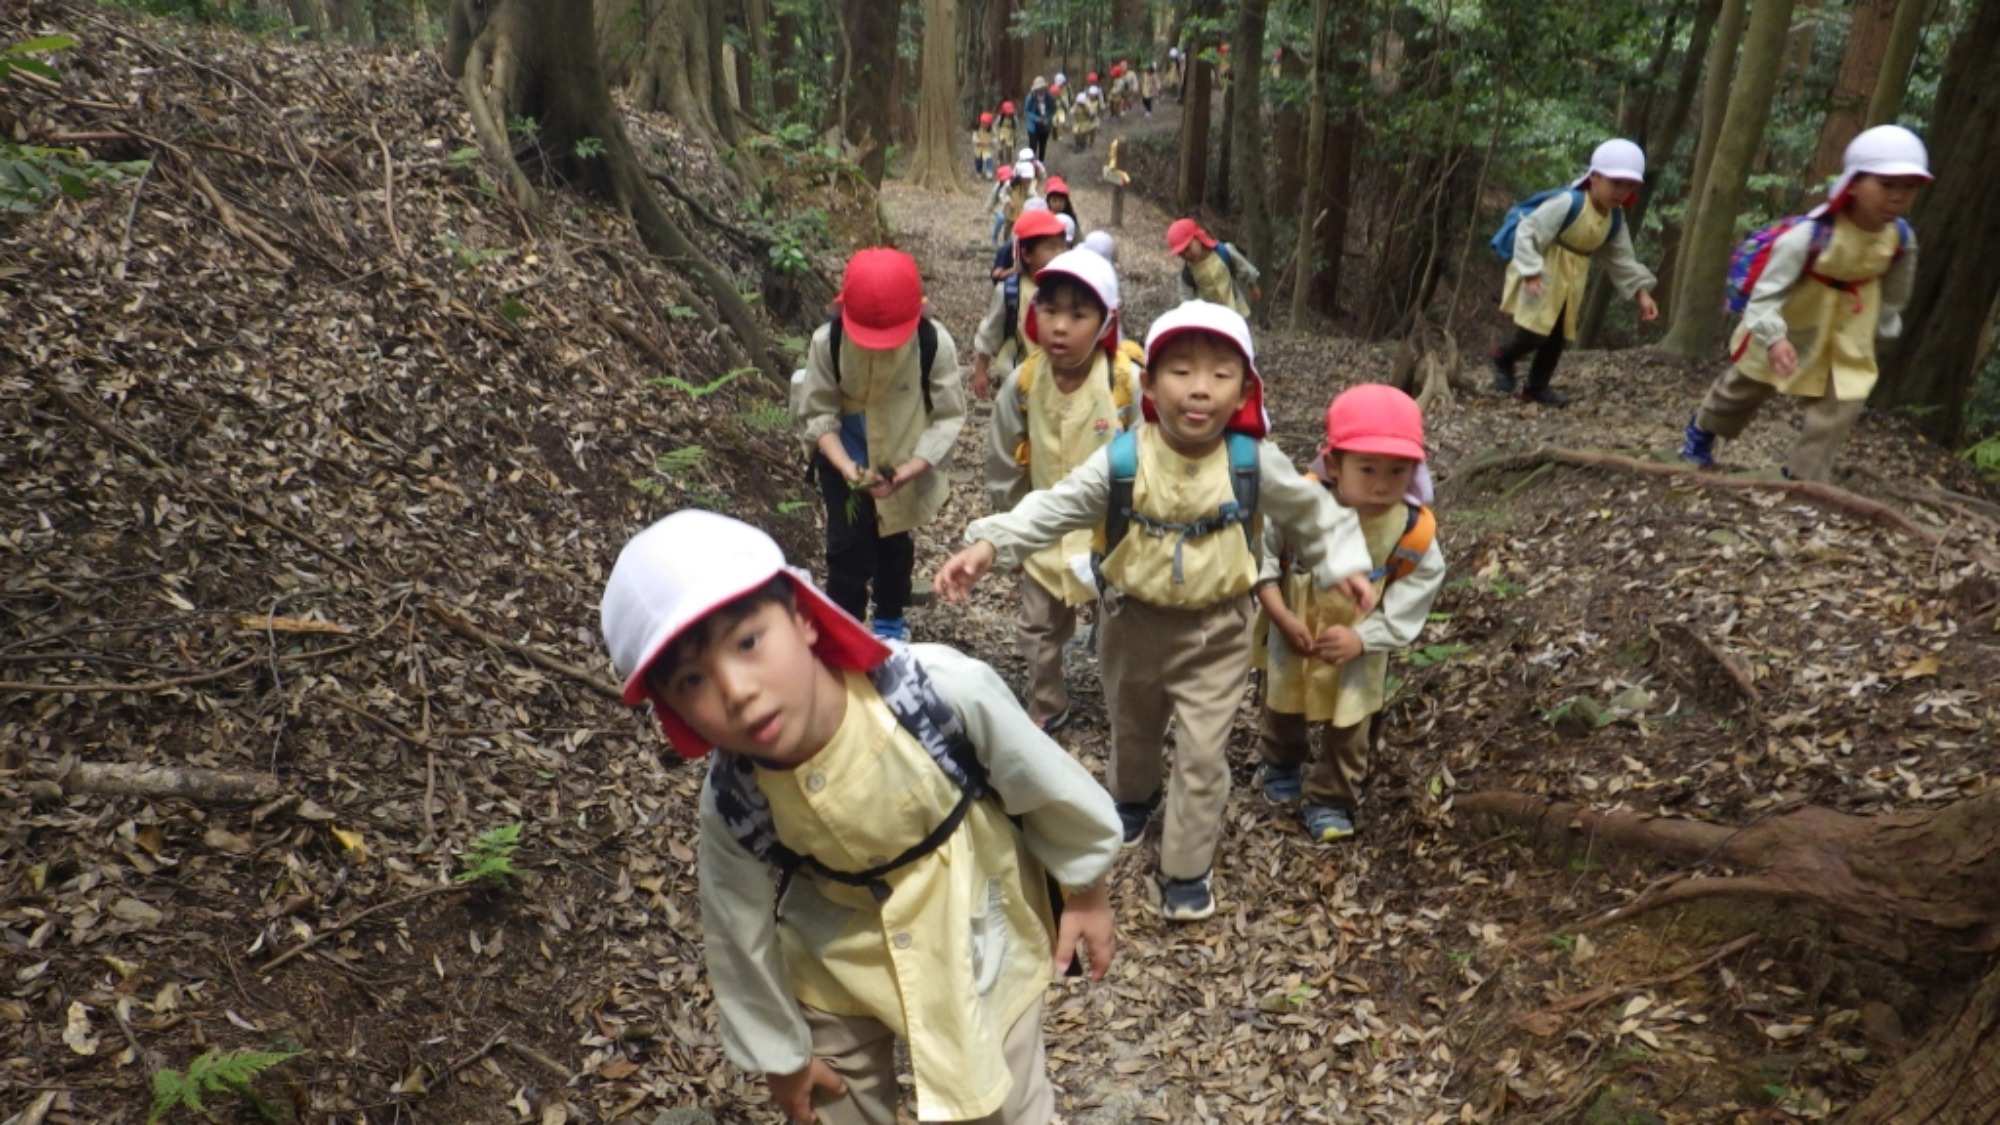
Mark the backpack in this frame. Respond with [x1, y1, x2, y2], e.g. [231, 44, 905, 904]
[1280, 483, 1437, 587]
[1098, 428, 1261, 587]
[1724, 214, 1912, 315]
[1000, 273, 1022, 347]
[1488, 189, 1623, 261]
[1178, 241, 1235, 293]
[708, 645, 986, 906]
[827, 315, 942, 415]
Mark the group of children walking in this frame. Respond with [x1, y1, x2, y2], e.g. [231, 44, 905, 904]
[596, 122, 1932, 1123]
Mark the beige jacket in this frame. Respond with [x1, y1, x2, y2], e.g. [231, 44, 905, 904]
[798, 320, 965, 536]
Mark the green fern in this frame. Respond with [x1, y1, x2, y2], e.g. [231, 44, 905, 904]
[655, 446, 707, 475]
[149, 1047, 299, 1123]
[453, 822, 522, 887]
[735, 404, 792, 432]
[650, 368, 745, 398]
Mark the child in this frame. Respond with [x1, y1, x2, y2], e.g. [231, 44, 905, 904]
[973, 111, 996, 178]
[1141, 63, 1160, 117]
[600, 511, 1121, 1125]
[972, 208, 1068, 400]
[991, 197, 1050, 280]
[1492, 138, 1660, 407]
[1083, 230, 1117, 263]
[1256, 384, 1445, 842]
[936, 301, 1377, 922]
[1043, 176, 1080, 236]
[986, 164, 1016, 246]
[1169, 219, 1261, 319]
[1680, 125, 1928, 482]
[995, 159, 1039, 247]
[1024, 78, 1056, 161]
[995, 100, 1021, 161]
[798, 249, 966, 641]
[985, 250, 1139, 730]
[1071, 92, 1097, 152]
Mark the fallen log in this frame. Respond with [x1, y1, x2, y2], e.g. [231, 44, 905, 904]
[27, 760, 283, 802]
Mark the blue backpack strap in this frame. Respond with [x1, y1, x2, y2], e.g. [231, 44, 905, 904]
[1215, 242, 1233, 269]
[1561, 190, 1585, 234]
[1224, 431, 1260, 553]
[1100, 427, 1141, 565]
[1002, 275, 1021, 344]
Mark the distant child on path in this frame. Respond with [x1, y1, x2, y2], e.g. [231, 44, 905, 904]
[995, 100, 1021, 161]
[1257, 384, 1445, 843]
[936, 301, 1377, 923]
[973, 112, 997, 178]
[601, 511, 1120, 1125]
[1679, 125, 1928, 482]
[1492, 139, 1660, 407]
[1141, 63, 1160, 117]
[1169, 219, 1260, 319]
[972, 208, 1069, 399]
[797, 249, 966, 641]
[1024, 79, 1057, 162]
[984, 250, 1138, 730]
[1043, 176, 1080, 238]
[1071, 92, 1099, 152]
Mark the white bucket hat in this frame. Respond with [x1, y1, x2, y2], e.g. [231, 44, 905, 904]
[1013, 159, 1037, 182]
[1027, 247, 1122, 356]
[1020, 197, 1050, 214]
[1139, 300, 1269, 438]
[600, 510, 887, 756]
[1083, 230, 1117, 262]
[1572, 138, 1646, 189]
[1018, 147, 1036, 163]
[1055, 71, 1067, 87]
[1811, 124, 1932, 217]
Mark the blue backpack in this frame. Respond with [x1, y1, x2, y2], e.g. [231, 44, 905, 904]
[1489, 189, 1622, 261]
[1098, 428, 1261, 587]
[1723, 214, 1911, 315]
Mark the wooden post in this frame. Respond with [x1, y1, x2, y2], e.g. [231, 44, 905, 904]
[1105, 137, 1128, 228]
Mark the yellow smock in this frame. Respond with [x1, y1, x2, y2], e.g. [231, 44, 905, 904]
[1019, 351, 1125, 605]
[1187, 247, 1248, 317]
[1263, 504, 1410, 726]
[1729, 213, 1903, 400]
[1096, 425, 1261, 608]
[1499, 198, 1615, 339]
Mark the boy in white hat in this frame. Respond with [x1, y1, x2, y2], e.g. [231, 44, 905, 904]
[984, 249, 1140, 731]
[937, 301, 1377, 923]
[1492, 138, 1661, 406]
[602, 511, 1120, 1125]
[1680, 125, 1929, 481]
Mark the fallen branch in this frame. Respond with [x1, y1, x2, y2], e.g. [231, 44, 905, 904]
[1511, 933, 1762, 1039]
[258, 883, 463, 974]
[1458, 446, 2000, 572]
[369, 120, 403, 258]
[426, 603, 621, 700]
[1651, 620, 1759, 719]
[0, 655, 260, 695]
[25, 760, 284, 802]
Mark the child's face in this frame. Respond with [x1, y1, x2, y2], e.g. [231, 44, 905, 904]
[652, 601, 840, 768]
[1143, 334, 1248, 456]
[1048, 193, 1071, 214]
[1844, 173, 1925, 231]
[1588, 173, 1639, 210]
[1022, 237, 1064, 275]
[1034, 287, 1107, 373]
[1176, 242, 1212, 264]
[1327, 452, 1418, 517]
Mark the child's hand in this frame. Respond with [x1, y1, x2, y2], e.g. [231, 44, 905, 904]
[1336, 573, 1377, 615]
[1637, 290, 1660, 322]
[865, 458, 928, 500]
[1274, 610, 1316, 657]
[768, 1058, 845, 1123]
[1053, 882, 1116, 980]
[1523, 276, 1545, 301]
[1769, 339, 1800, 379]
[971, 359, 992, 400]
[934, 542, 997, 602]
[1313, 625, 1364, 665]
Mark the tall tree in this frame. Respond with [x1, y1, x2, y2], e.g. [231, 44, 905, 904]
[1289, 0, 1331, 327]
[1177, 33, 1216, 208]
[1869, 0, 2000, 443]
[834, 0, 899, 187]
[1228, 0, 1272, 286]
[1270, 44, 1307, 221]
[1864, 0, 1929, 125]
[1661, 0, 1796, 355]
[909, 0, 965, 190]
[1669, 0, 1748, 314]
[1806, 0, 1900, 189]
[624, 0, 739, 147]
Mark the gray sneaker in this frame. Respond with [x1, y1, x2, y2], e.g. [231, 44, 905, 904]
[1161, 871, 1215, 922]
[1257, 763, 1304, 805]
[1302, 804, 1356, 842]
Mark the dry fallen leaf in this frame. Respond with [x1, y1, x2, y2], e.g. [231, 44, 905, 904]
[63, 1002, 99, 1056]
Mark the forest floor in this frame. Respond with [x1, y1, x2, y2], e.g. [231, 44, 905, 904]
[5, 6, 2000, 1124]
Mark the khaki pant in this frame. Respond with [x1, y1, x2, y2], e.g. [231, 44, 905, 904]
[1097, 592, 1255, 881]
[1016, 578, 1077, 724]
[1258, 709, 1372, 813]
[802, 997, 1053, 1125]
[1695, 367, 1869, 483]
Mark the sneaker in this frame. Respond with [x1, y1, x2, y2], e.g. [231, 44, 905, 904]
[1519, 385, 1572, 407]
[1161, 871, 1216, 921]
[1031, 704, 1072, 733]
[1115, 793, 1161, 849]
[870, 616, 908, 642]
[1488, 350, 1517, 395]
[1257, 763, 1303, 805]
[1302, 804, 1356, 842]
[1680, 416, 1717, 468]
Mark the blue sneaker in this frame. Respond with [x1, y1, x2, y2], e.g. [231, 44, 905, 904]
[870, 616, 908, 642]
[1115, 792, 1162, 849]
[1257, 763, 1304, 805]
[1161, 871, 1216, 922]
[1680, 416, 1717, 468]
[1302, 805, 1356, 842]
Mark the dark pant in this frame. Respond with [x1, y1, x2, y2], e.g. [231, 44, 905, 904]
[1495, 325, 1568, 392]
[1029, 126, 1051, 163]
[815, 456, 914, 623]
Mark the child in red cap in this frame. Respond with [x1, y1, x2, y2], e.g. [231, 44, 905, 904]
[601, 510, 1120, 1125]
[972, 208, 1068, 399]
[1042, 175, 1080, 236]
[1168, 218, 1261, 318]
[1255, 383, 1446, 842]
[797, 248, 965, 642]
[973, 111, 997, 178]
[938, 300, 1378, 923]
[995, 100, 1021, 159]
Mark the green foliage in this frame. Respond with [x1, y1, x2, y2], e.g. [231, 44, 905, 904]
[651, 369, 745, 399]
[1548, 933, 1577, 951]
[1404, 643, 1473, 669]
[2, 38, 151, 214]
[0, 35, 71, 81]
[448, 146, 482, 168]
[573, 136, 605, 160]
[149, 1047, 300, 1123]
[777, 499, 811, 515]
[440, 234, 513, 269]
[655, 446, 707, 475]
[453, 822, 523, 887]
[496, 298, 530, 327]
[507, 115, 540, 139]
[735, 403, 793, 432]
[1964, 435, 2000, 481]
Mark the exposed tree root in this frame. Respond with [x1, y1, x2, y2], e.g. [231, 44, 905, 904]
[1845, 960, 2000, 1125]
[24, 760, 284, 802]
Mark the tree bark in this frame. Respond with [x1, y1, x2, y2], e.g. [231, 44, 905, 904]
[1270, 44, 1307, 221]
[1290, 0, 1331, 328]
[1310, 4, 1362, 316]
[1670, 0, 1748, 316]
[837, 0, 898, 187]
[627, 0, 738, 147]
[1846, 961, 2000, 1125]
[1870, 0, 2000, 443]
[1660, 0, 1797, 356]
[1229, 0, 1272, 303]
[1865, 0, 1930, 125]
[908, 0, 965, 191]
[743, 0, 772, 117]
[771, 8, 800, 116]
[1807, 0, 1900, 189]
[1178, 40, 1214, 209]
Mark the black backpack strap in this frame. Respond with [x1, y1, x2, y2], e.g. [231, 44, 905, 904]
[917, 318, 938, 416]
[1002, 276, 1021, 345]
[827, 316, 844, 385]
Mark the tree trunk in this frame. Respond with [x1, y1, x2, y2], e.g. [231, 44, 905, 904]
[1846, 961, 2000, 1125]
[445, 0, 782, 386]
[908, 0, 964, 191]
[1869, 0, 2000, 443]
[283, 0, 326, 38]
[1178, 43, 1214, 210]
[771, 8, 800, 116]
[1211, 81, 1234, 210]
[1866, 0, 1930, 125]
[1660, 0, 1797, 356]
[1670, 0, 1748, 316]
[837, 0, 898, 187]
[628, 0, 738, 147]
[744, 0, 772, 117]
[1290, 0, 1331, 328]
[1229, 0, 1272, 303]
[1270, 44, 1307, 221]
[1807, 0, 1900, 189]
[1310, 5, 1362, 316]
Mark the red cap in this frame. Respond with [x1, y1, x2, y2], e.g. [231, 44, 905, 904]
[1044, 175, 1070, 198]
[1087, 71, 1099, 83]
[1219, 43, 1229, 55]
[1112, 64, 1124, 77]
[838, 248, 924, 350]
[1166, 217, 1217, 255]
[1323, 383, 1426, 462]
[1013, 209, 1067, 244]
[997, 165, 1015, 182]
[979, 111, 993, 125]
[1000, 100, 1016, 114]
